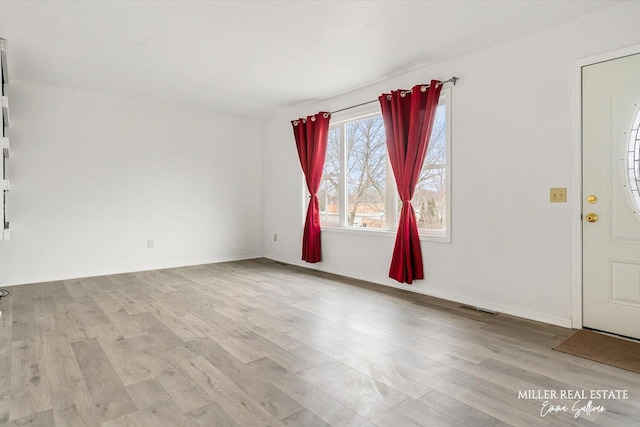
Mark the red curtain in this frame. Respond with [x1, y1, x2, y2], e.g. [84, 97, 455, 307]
[379, 81, 442, 284]
[292, 112, 331, 263]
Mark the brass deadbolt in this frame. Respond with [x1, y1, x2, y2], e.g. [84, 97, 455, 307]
[585, 213, 599, 223]
[586, 195, 597, 204]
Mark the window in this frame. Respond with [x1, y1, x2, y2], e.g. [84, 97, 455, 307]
[411, 98, 448, 234]
[627, 103, 640, 216]
[316, 88, 451, 241]
[319, 112, 389, 229]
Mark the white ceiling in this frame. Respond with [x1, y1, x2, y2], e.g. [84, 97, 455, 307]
[0, 1, 620, 118]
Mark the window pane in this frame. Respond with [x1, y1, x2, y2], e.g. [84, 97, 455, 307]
[317, 176, 339, 224]
[325, 127, 341, 175]
[416, 102, 447, 231]
[626, 109, 640, 215]
[346, 114, 386, 228]
[425, 104, 447, 167]
[319, 127, 341, 225]
[414, 168, 446, 231]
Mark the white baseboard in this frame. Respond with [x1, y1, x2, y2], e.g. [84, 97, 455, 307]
[265, 255, 573, 329]
[1, 253, 263, 287]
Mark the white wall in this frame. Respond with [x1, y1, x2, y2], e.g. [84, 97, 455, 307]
[262, 1, 640, 327]
[0, 80, 263, 285]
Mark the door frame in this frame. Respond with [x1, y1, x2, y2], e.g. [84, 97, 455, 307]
[571, 43, 640, 329]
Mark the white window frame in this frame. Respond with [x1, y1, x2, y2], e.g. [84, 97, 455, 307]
[307, 87, 451, 243]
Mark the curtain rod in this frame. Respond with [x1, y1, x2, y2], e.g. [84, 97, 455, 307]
[330, 76, 459, 115]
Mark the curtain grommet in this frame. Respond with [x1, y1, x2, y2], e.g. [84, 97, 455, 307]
[421, 86, 427, 92]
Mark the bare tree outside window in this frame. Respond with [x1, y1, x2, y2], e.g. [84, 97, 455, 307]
[346, 115, 386, 228]
[320, 114, 387, 228]
[414, 105, 447, 231]
[318, 127, 340, 224]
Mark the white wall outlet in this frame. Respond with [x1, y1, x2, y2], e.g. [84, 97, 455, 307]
[147, 239, 154, 249]
[273, 234, 277, 242]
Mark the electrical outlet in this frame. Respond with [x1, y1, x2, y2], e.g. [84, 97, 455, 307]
[550, 187, 567, 203]
[273, 234, 278, 242]
[147, 239, 154, 249]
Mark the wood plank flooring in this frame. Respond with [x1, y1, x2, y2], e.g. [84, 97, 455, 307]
[0, 258, 639, 426]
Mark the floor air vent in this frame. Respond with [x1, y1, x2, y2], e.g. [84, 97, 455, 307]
[460, 305, 497, 315]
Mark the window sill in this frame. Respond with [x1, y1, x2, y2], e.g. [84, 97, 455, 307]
[319, 225, 451, 243]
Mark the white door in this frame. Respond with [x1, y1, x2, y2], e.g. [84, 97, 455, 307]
[583, 53, 640, 340]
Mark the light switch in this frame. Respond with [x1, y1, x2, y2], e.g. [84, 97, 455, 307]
[550, 187, 567, 203]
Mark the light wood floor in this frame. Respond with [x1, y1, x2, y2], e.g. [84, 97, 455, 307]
[0, 259, 639, 426]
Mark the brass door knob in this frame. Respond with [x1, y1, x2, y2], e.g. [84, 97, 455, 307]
[585, 213, 599, 223]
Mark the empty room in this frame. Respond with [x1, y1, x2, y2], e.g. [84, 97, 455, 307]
[1, 1, 640, 426]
